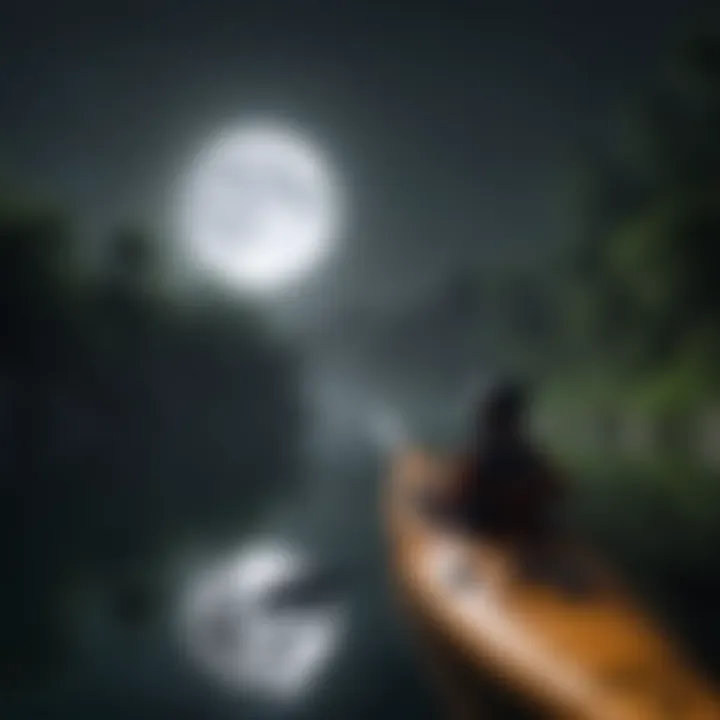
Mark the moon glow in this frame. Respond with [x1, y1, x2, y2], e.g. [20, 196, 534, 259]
[177, 540, 347, 702]
[180, 123, 341, 294]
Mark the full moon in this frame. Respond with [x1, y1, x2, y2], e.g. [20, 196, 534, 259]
[179, 122, 341, 294]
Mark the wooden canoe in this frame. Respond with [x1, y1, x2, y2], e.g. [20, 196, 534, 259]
[386, 448, 720, 719]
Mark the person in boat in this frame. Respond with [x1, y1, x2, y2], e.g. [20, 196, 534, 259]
[453, 380, 565, 542]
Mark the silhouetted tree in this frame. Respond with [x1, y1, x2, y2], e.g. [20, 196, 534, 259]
[0, 200, 305, 690]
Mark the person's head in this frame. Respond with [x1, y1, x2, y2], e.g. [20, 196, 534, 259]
[475, 379, 529, 441]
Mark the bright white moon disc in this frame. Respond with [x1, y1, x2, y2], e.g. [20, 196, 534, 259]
[180, 123, 340, 294]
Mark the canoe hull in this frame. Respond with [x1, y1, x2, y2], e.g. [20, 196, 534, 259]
[386, 449, 720, 719]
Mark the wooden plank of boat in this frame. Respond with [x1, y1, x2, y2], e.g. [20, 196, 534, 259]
[386, 448, 720, 719]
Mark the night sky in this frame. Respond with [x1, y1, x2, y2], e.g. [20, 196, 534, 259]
[1, 0, 694, 317]
[0, 0, 704, 491]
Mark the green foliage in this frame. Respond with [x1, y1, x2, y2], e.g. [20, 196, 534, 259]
[558, 22, 720, 413]
[542, 28, 720, 679]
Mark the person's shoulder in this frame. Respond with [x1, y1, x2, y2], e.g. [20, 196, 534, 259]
[522, 444, 558, 473]
[527, 445, 567, 488]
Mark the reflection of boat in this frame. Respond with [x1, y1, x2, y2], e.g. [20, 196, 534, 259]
[386, 448, 720, 719]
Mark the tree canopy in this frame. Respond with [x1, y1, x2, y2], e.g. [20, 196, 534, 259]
[0, 198, 304, 689]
